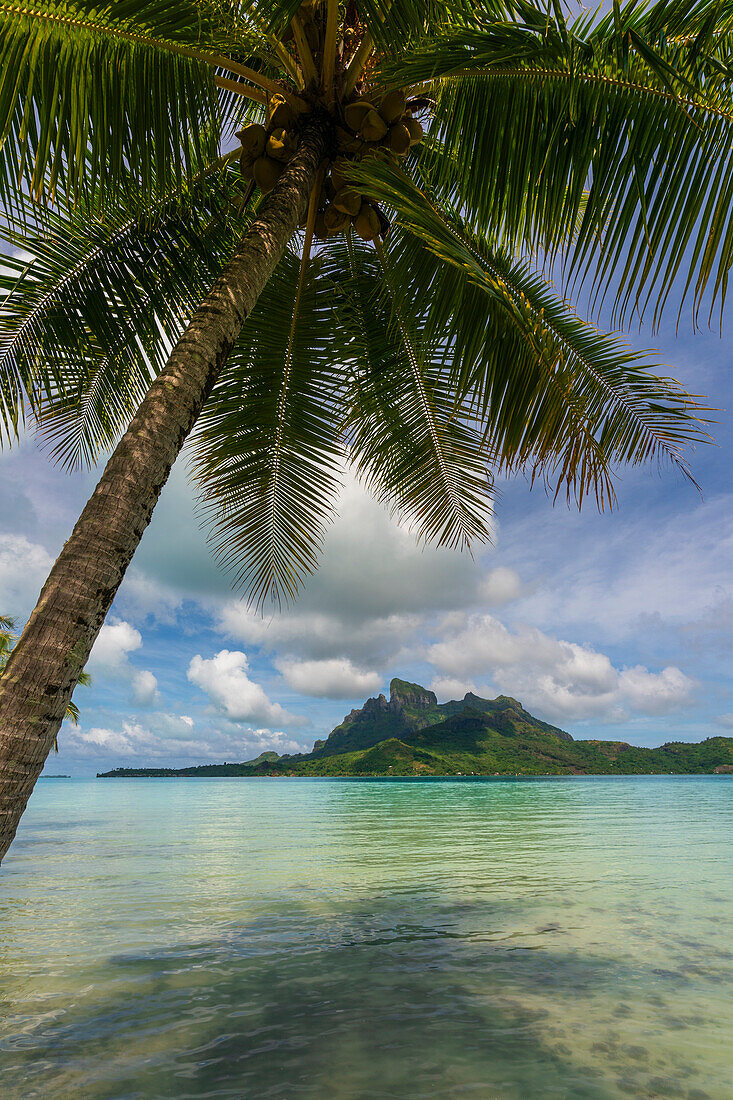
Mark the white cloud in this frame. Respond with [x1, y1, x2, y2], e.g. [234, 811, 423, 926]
[84, 619, 165, 709]
[0, 534, 53, 618]
[276, 658, 383, 699]
[187, 649, 300, 725]
[427, 614, 694, 723]
[209, 475, 504, 668]
[478, 567, 523, 606]
[61, 710, 305, 763]
[219, 602, 422, 666]
[617, 665, 693, 713]
[88, 620, 142, 669]
[68, 716, 201, 758]
[430, 676, 497, 703]
[500, 493, 733, 644]
[116, 568, 184, 625]
[242, 728, 304, 756]
[131, 669, 160, 706]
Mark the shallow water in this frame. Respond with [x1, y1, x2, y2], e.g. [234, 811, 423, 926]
[1, 776, 731, 1098]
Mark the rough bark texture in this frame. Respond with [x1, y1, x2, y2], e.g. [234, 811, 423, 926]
[0, 118, 329, 865]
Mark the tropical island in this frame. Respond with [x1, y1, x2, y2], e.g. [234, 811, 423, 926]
[99, 679, 733, 778]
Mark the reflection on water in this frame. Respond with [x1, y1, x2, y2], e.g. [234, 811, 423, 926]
[1, 777, 732, 1098]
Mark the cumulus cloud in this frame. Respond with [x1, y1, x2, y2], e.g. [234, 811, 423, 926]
[478, 567, 522, 606]
[242, 728, 305, 757]
[66, 714, 201, 757]
[276, 657, 383, 699]
[131, 669, 160, 706]
[85, 619, 163, 709]
[219, 603, 420, 666]
[63, 712, 306, 763]
[430, 676, 497, 703]
[88, 621, 142, 669]
[0, 534, 53, 618]
[617, 665, 693, 712]
[212, 478, 512, 669]
[427, 614, 694, 723]
[187, 649, 300, 725]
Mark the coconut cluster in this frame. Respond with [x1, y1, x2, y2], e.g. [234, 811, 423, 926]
[312, 157, 388, 242]
[313, 90, 422, 241]
[237, 82, 423, 241]
[342, 90, 422, 159]
[237, 93, 306, 193]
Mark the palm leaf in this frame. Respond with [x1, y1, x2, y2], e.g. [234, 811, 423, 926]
[190, 246, 345, 608]
[0, 0, 258, 210]
[348, 156, 708, 504]
[0, 156, 257, 464]
[382, 12, 733, 324]
[326, 232, 495, 550]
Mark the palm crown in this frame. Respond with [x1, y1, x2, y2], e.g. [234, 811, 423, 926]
[1, 0, 730, 606]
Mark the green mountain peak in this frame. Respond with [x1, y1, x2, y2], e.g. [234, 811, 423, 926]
[389, 678, 438, 709]
[98, 680, 733, 779]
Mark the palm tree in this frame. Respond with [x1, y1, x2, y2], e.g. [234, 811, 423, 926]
[0, 0, 731, 863]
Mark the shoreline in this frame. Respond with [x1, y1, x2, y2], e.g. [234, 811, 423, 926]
[94, 772, 733, 780]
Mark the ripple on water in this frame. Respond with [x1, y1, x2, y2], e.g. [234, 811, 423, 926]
[1, 776, 732, 1099]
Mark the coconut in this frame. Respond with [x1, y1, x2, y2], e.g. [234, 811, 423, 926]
[237, 123, 267, 158]
[253, 155, 285, 192]
[404, 115, 424, 145]
[239, 149, 255, 180]
[379, 90, 407, 125]
[333, 187, 361, 216]
[329, 159, 349, 193]
[344, 100, 375, 132]
[267, 128, 295, 162]
[387, 122, 411, 157]
[354, 204, 381, 241]
[360, 109, 388, 143]
[324, 204, 349, 233]
[269, 98, 296, 131]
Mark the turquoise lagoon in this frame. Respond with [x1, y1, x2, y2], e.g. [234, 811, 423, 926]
[1, 776, 732, 1098]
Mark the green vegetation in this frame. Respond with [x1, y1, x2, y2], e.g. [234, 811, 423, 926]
[99, 680, 733, 778]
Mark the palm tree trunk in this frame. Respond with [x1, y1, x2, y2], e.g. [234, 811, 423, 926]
[0, 117, 329, 865]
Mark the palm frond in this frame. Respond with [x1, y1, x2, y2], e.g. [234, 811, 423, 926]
[0, 157, 257, 464]
[326, 232, 495, 550]
[258, 0, 510, 53]
[348, 157, 708, 504]
[382, 11, 733, 324]
[0, 0, 260, 210]
[190, 246, 344, 608]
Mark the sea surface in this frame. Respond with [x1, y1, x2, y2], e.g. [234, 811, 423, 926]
[1, 777, 732, 1099]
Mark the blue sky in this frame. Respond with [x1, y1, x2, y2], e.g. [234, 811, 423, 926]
[1, 298, 732, 775]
